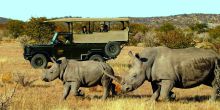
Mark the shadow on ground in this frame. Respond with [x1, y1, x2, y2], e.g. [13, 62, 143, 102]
[176, 95, 210, 102]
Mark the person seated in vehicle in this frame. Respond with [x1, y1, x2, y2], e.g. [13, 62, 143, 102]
[103, 24, 109, 32]
[55, 37, 63, 44]
[64, 35, 72, 44]
[82, 26, 88, 34]
[100, 24, 108, 32]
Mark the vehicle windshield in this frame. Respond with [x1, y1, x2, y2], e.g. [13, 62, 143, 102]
[50, 32, 73, 45]
[50, 32, 58, 44]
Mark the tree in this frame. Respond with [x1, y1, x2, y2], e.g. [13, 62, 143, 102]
[7, 20, 25, 38]
[25, 17, 55, 43]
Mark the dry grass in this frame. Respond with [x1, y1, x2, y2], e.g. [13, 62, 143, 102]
[0, 41, 219, 110]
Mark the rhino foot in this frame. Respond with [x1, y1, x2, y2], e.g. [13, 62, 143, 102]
[169, 91, 176, 100]
[77, 89, 85, 96]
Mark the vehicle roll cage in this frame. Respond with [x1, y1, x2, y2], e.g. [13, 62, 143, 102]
[46, 18, 130, 33]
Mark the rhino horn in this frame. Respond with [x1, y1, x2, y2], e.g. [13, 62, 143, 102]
[98, 66, 124, 84]
[50, 57, 57, 63]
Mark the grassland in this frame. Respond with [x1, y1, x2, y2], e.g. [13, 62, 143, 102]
[0, 41, 220, 110]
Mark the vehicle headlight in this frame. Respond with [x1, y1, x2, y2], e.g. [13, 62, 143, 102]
[24, 46, 31, 54]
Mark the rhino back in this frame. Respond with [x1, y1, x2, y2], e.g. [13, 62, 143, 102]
[152, 47, 218, 88]
[63, 60, 112, 87]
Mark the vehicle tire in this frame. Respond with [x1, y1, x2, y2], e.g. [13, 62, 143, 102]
[89, 55, 104, 62]
[105, 41, 121, 58]
[30, 54, 48, 69]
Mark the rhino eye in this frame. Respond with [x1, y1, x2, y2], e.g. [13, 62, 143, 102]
[133, 74, 137, 78]
[128, 64, 132, 68]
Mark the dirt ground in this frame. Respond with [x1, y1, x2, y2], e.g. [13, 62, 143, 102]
[0, 41, 219, 110]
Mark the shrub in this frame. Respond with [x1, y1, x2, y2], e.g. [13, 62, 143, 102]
[208, 25, 220, 44]
[14, 72, 37, 87]
[0, 84, 17, 110]
[129, 32, 145, 46]
[128, 23, 149, 45]
[189, 23, 208, 34]
[25, 17, 55, 44]
[156, 30, 194, 49]
[143, 31, 160, 47]
[7, 20, 25, 38]
[17, 35, 36, 46]
[158, 22, 175, 32]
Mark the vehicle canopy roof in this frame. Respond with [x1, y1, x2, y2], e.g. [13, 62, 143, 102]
[46, 18, 129, 22]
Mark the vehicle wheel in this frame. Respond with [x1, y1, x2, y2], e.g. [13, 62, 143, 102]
[89, 55, 104, 62]
[105, 41, 121, 58]
[30, 54, 48, 69]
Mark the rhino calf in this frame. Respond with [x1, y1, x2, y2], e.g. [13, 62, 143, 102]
[42, 57, 117, 100]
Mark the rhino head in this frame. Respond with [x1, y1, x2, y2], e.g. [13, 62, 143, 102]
[42, 57, 68, 82]
[121, 51, 148, 93]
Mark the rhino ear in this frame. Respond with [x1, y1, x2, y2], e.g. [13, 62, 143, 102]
[59, 57, 67, 64]
[135, 53, 140, 59]
[140, 58, 148, 62]
[128, 51, 133, 57]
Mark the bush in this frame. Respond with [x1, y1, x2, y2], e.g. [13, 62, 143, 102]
[143, 31, 160, 47]
[25, 17, 55, 44]
[156, 30, 194, 49]
[158, 22, 175, 32]
[17, 35, 36, 46]
[208, 25, 220, 43]
[189, 23, 208, 34]
[14, 72, 37, 87]
[128, 23, 149, 45]
[7, 20, 25, 38]
[0, 85, 16, 110]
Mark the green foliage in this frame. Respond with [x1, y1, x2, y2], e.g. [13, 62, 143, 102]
[158, 22, 175, 32]
[156, 29, 193, 49]
[55, 22, 68, 32]
[129, 23, 149, 45]
[25, 17, 55, 44]
[189, 23, 208, 34]
[208, 26, 220, 40]
[7, 20, 25, 38]
[129, 23, 149, 34]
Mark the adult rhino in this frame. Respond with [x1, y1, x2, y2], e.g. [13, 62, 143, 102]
[42, 57, 117, 100]
[114, 47, 220, 101]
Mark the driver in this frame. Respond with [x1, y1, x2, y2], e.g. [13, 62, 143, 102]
[55, 37, 63, 44]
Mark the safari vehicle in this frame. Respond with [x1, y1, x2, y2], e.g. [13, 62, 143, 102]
[23, 18, 129, 68]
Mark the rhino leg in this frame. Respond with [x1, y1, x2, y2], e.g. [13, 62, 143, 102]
[169, 91, 176, 100]
[150, 82, 161, 101]
[210, 79, 219, 101]
[63, 82, 71, 100]
[111, 83, 117, 96]
[159, 80, 174, 101]
[70, 82, 84, 96]
[101, 76, 111, 100]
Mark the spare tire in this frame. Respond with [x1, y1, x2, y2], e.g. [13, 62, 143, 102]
[31, 54, 48, 69]
[89, 54, 104, 62]
[105, 41, 121, 58]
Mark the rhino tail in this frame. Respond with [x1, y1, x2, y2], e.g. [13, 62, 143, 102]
[98, 64, 123, 84]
